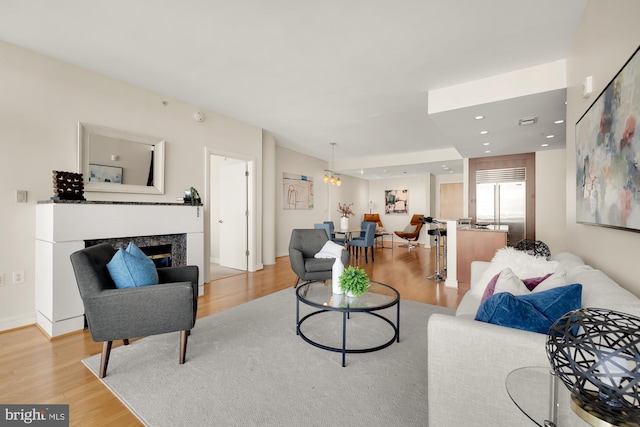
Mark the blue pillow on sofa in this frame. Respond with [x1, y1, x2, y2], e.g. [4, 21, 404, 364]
[475, 283, 582, 334]
[107, 242, 159, 289]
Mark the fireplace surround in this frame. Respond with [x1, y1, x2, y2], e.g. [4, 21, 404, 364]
[35, 201, 204, 338]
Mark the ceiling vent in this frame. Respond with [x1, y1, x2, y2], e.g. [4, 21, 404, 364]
[518, 117, 538, 126]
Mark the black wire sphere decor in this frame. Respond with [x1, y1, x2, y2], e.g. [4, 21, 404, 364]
[546, 308, 640, 425]
[514, 239, 551, 260]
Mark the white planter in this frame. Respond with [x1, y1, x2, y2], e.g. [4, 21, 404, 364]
[340, 216, 349, 231]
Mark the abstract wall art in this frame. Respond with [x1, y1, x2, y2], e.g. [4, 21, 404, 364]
[384, 189, 409, 215]
[283, 172, 314, 210]
[576, 45, 640, 231]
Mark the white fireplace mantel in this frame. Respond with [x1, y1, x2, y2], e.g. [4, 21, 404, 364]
[35, 201, 204, 338]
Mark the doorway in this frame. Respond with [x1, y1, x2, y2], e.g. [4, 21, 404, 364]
[209, 153, 249, 277]
[440, 182, 463, 218]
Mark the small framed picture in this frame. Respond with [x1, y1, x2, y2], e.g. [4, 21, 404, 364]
[88, 164, 123, 184]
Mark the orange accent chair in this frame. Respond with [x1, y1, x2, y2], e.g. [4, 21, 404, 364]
[394, 214, 424, 250]
[363, 213, 383, 229]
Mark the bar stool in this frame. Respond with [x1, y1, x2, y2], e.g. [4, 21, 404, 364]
[427, 222, 447, 281]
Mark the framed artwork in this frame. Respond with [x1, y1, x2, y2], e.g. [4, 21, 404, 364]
[283, 172, 313, 210]
[88, 164, 123, 184]
[385, 189, 409, 214]
[576, 45, 640, 231]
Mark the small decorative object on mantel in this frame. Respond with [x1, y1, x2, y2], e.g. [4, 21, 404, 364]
[51, 170, 85, 201]
[337, 202, 354, 231]
[183, 187, 202, 217]
[546, 308, 640, 426]
[339, 266, 369, 297]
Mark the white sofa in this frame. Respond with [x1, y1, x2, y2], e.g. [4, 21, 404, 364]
[427, 251, 640, 427]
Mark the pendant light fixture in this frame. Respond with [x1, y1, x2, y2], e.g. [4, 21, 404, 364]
[323, 142, 341, 186]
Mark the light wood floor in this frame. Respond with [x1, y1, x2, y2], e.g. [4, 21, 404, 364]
[0, 243, 468, 426]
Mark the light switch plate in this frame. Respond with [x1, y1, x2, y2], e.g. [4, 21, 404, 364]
[16, 190, 27, 203]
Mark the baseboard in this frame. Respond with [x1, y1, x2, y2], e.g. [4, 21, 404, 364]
[0, 314, 36, 333]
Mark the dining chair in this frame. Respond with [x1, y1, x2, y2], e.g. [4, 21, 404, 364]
[323, 221, 347, 245]
[347, 222, 376, 263]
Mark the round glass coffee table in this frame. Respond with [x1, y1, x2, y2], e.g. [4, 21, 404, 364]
[295, 280, 400, 367]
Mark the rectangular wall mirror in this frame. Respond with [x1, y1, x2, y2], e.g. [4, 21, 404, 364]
[77, 122, 165, 194]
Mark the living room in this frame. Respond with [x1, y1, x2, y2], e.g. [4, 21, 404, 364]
[4, 1, 639, 333]
[1, 1, 640, 424]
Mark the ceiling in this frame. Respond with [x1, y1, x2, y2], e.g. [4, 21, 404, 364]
[0, 0, 588, 178]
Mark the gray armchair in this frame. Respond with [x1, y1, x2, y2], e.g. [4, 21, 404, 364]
[289, 229, 349, 287]
[70, 243, 199, 378]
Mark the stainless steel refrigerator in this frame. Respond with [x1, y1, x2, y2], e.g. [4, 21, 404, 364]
[475, 167, 526, 246]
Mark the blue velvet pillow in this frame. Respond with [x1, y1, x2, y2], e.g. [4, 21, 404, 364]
[107, 242, 159, 289]
[475, 283, 582, 334]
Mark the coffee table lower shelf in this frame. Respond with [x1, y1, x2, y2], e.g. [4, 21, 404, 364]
[295, 281, 400, 367]
[297, 310, 398, 367]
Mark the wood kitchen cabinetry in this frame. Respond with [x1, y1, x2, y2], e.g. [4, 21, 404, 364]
[456, 228, 507, 285]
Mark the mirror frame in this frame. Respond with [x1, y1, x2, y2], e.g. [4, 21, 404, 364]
[77, 122, 165, 194]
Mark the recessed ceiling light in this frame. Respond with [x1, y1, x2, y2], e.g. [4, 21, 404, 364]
[483, 142, 490, 146]
[474, 115, 485, 120]
[480, 130, 489, 135]
[546, 135, 555, 139]
[449, 170, 453, 173]
[541, 143, 549, 147]
[484, 150, 491, 154]
[554, 120, 565, 124]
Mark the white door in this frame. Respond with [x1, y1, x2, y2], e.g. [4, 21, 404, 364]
[218, 160, 248, 270]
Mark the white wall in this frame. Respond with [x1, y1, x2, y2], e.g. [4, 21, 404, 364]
[0, 41, 263, 331]
[367, 175, 433, 247]
[275, 146, 369, 257]
[535, 149, 567, 254]
[565, 0, 640, 296]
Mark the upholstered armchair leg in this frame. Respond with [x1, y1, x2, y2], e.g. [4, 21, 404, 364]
[365, 248, 369, 263]
[99, 341, 113, 379]
[371, 247, 374, 262]
[293, 276, 300, 288]
[179, 330, 189, 364]
[123, 339, 129, 345]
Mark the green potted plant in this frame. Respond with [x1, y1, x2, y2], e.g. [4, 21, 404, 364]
[339, 266, 369, 297]
[185, 186, 201, 217]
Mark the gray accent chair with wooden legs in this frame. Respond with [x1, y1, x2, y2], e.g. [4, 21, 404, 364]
[70, 243, 199, 378]
[289, 229, 349, 287]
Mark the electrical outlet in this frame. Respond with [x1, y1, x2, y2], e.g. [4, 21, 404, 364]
[13, 271, 24, 284]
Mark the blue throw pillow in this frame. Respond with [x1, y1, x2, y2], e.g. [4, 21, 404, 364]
[475, 283, 582, 334]
[107, 242, 159, 289]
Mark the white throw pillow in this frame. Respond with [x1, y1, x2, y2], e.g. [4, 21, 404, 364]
[403, 224, 417, 233]
[472, 247, 559, 297]
[493, 268, 530, 296]
[531, 270, 567, 293]
[314, 241, 345, 259]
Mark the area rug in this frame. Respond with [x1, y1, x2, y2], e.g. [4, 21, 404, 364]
[83, 288, 454, 426]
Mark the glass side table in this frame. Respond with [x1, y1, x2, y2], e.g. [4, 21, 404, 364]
[506, 366, 560, 427]
[505, 366, 613, 427]
[506, 367, 619, 427]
